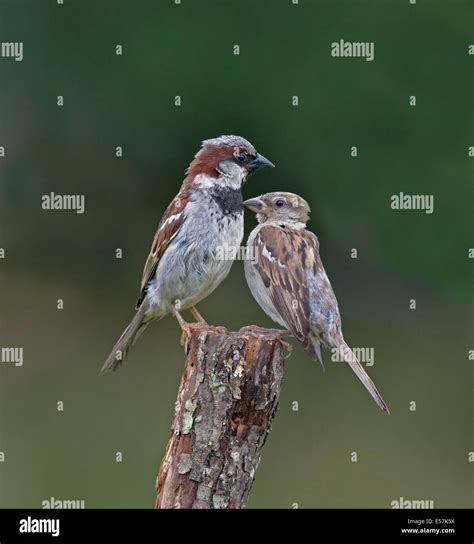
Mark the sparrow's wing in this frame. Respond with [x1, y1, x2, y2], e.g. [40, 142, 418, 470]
[136, 192, 187, 309]
[251, 225, 320, 360]
[251, 225, 389, 413]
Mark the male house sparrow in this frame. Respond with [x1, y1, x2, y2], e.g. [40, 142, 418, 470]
[243, 192, 389, 412]
[100, 135, 274, 373]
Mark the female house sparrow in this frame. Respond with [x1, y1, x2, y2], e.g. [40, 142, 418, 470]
[100, 135, 274, 373]
[243, 192, 389, 413]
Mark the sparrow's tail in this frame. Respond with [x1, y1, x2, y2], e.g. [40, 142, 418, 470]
[338, 340, 390, 413]
[100, 306, 149, 374]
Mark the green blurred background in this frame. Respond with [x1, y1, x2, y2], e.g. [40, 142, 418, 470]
[0, 0, 472, 508]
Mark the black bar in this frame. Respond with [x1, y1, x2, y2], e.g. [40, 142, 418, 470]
[0, 508, 472, 542]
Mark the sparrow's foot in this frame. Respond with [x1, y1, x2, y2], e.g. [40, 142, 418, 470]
[179, 322, 210, 348]
[171, 301, 209, 348]
[189, 306, 228, 334]
[239, 325, 292, 339]
[190, 306, 207, 324]
[272, 329, 293, 339]
[171, 300, 187, 327]
[210, 325, 229, 335]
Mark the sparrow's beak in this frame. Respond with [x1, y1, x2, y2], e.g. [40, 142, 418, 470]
[248, 153, 275, 171]
[243, 197, 265, 213]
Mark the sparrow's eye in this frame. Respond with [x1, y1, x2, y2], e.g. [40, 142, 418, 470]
[275, 198, 286, 208]
[235, 151, 248, 163]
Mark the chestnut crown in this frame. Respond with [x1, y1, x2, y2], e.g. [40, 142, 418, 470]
[186, 135, 274, 184]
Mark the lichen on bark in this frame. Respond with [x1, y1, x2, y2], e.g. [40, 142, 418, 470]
[155, 324, 290, 509]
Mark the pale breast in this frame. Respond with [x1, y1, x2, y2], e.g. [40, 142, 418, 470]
[244, 226, 287, 328]
[148, 190, 244, 314]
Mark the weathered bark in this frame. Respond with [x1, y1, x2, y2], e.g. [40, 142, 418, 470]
[155, 324, 291, 509]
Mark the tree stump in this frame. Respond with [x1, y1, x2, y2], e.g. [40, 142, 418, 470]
[155, 324, 291, 509]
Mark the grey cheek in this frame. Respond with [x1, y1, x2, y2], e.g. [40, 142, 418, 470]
[219, 160, 246, 180]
